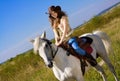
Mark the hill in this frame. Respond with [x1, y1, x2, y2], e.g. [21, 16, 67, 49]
[0, 3, 120, 81]
[96, 2, 120, 16]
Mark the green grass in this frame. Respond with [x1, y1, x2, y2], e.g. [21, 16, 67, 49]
[0, 4, 120, 81]
[0, 50, 57, 81]
[84, 17, 120, 81]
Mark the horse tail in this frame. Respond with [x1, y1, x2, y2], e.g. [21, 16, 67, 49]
[93, 31, 114, 66]
[93, 30, 113, 55]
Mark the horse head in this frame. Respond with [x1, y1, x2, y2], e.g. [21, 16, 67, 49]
[30, 31, 54, 68]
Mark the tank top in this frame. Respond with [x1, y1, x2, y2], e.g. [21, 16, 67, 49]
[54, 16, 74, 42]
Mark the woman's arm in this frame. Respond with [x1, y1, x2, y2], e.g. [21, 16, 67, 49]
[57, 16, 68, 46]
[53, 28, 59, 44]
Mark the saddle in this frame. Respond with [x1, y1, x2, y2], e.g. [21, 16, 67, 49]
[61, 36, 93, 59]
[60, 36, 93, 75]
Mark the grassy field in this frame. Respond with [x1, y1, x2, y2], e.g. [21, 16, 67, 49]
[0, 4, 120, 81]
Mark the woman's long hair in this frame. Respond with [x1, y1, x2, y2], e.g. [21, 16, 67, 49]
[48, 6, 67, 28]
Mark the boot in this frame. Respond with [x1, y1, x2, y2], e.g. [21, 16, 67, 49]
[85, 53, 97, 66]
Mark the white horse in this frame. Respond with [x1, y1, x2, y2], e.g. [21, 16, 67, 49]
[30, 31, 119, 81]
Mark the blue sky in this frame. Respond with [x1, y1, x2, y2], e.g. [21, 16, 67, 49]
[0, 0, 120, 63]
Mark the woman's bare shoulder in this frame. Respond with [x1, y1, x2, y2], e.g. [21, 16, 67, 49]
[61, 16, 67, 19]
[61, 16, 68, 22]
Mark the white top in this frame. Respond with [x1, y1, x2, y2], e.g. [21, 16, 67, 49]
[53, 16, 73, 43]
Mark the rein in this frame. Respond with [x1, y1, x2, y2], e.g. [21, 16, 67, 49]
[52, 46, 58, 59]
[42, 38, 59, 59]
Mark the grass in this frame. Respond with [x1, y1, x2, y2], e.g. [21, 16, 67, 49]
[0, 50, 57, 81]
[0, 4, 120, 81]
[84, 17, 120, 81]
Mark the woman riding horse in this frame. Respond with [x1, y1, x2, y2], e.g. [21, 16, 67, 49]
[47, 5, 97, 66]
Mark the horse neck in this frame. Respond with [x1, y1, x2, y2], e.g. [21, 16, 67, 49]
[52, 44, 68, 65]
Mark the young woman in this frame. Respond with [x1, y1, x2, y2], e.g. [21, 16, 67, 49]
[47, 5, 97, 66]
[48, 5, 73, 46]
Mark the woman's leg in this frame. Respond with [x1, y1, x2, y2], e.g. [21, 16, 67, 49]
[68, 37, 97, 66]
[68, 37, 86, 55]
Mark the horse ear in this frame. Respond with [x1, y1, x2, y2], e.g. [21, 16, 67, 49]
[30, 39, 34, 43]
[41, 31, 46, 38]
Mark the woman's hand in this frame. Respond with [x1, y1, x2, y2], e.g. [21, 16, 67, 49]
[55, 41, 62, 46]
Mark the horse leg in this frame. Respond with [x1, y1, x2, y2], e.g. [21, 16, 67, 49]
[52, 67, 66, 81]
[76, 75, 84, 81]
[94, 64, 108, 81]
[100, 55, 119, 81]
[75, 72, 84, 81]
[53, 67, 75, 81]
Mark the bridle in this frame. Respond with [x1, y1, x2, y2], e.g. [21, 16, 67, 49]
[42, 39, 59, 60]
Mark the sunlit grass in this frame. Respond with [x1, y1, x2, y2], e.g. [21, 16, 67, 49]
[85, 17, 120, 81]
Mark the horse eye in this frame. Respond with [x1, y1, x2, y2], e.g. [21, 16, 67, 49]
[45, 44, 49, 48]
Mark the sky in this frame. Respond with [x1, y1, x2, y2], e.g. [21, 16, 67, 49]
[0, 0, 120, 63]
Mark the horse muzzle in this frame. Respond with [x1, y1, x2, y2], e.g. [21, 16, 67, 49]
[47, 61, 53, 68]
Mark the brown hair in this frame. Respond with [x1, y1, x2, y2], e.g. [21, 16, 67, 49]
[48, 5, 67, 28]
